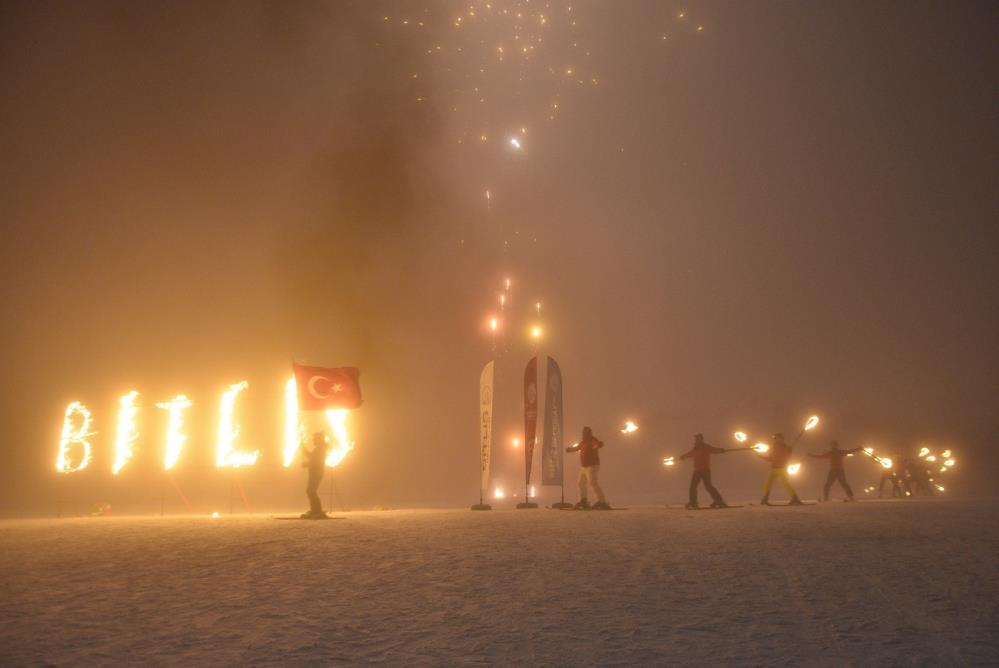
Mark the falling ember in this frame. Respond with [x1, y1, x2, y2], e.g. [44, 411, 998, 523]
[324, 409, 354, 467]
[753, 443, 770, 453]
[942, 449, 952, 458]
[216, 381, 259, 468]
[918, 447, 930, 458]
[804, 415, 820, 431]
[283, 377, 301, 467]
[112, 391, 140, 475]
[509, 137, 522, 149]
[56, 402, 94, 473]
[494, 487, 506, 499]
[925, 455, 937, 462]
[621, 421, 639, 434]
[787, 463, 802, 476]
[944, 459, 955, 467]
[734, 431, 748, 443]
[662, 456, 675, 467]
[156, 394, 192, 471]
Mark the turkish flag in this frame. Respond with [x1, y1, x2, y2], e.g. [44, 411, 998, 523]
[293, 363, 362, 411]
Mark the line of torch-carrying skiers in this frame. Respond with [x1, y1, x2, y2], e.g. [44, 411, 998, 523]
[563, 428, 942, 510]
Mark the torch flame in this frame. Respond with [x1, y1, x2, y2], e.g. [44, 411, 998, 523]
[112, 391, 140, 475]
[804, 415, 819, 431]
[283, 377, 302, 467]
[880, 457, 893, 469]
[863, 447, 874, 455]
[925, 455, 936, 462]
[156, 395, 192, 471]
[56, 402, 94, 473]
[621, 421, 638, 434]
[494, 487, 505, 499]
[787, 462, 802, 475]
[944, 459, 955, 467]
[753, 442, 770, 453]
[663, 456, 675, 467]
[918, 447, 930, 458]
[216, 381, 259, 468]
[936, 485, 945, 492]
[941, 449, 952, 458]
[733, 431, 747, 443]
[324, 409, 354, 467]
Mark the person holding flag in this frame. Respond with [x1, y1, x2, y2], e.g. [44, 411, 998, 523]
[301, 431, 329, 518]
[808, 440, 860, 502]
[566, 426, 610, 509]
[758, 433, 804, 506]
[679, 433, 729, 509]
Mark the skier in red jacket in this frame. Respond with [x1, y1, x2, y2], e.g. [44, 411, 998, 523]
[679, 433, 729, 509]
[808, 440, 860, 501]
[566, 426, 610, 509]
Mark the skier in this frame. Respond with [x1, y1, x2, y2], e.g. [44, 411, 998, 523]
[301, 431, 329, 519]
[758, 433, 804, 506]
[878, 463, 903, 498]
[679, 433, 729, 508]
[566, 426, 610, 509]
[808, 440, 860, 501]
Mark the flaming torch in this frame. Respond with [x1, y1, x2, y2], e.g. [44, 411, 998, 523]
[156, 395, 192, 471]
[283, 377, 302, 467]
[662, 456, 675, 467]
[216, 381, 259, 468]
[324, 409, 354, 467]
[621, 421, 639, 434]
[787, 462, 802, 476]
[791, 415, 820, 446]
[112, 391, 140, 475]
[733, 431, 748, 443]
[56, 402, 94, 474]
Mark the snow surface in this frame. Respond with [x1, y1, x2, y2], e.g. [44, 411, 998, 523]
[1, 498, 997, 666]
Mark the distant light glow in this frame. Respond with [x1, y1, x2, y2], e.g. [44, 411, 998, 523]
[283, 377, 301, 467]
[804, 415, 819, 431]
[787, 462, 802, 476]
[494, 486, 505, 499]
[733, 431, 747, 443]
[621, 421, 638, 434]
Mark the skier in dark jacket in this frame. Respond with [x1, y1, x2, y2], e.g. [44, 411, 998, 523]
[809, 440, 860, 501]
[679, 433, 728, 508]
[302, 431, 329, 518]
[566, 426, 609, 509]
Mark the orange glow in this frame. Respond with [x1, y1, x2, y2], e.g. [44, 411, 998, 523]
[787, 462, 802, 475]
[753, 442, 770, 453]
[733, 431, 747, 443]
[804, 415, 819, 431]
[621, 421, 638, 434]
[323, 409, 354, 467]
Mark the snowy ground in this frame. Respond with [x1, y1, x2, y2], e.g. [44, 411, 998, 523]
[1, 498, 997, 666]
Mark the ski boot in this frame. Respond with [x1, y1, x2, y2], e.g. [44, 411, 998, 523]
[574, 499, 591, 510]
[592, 501, 611, 510]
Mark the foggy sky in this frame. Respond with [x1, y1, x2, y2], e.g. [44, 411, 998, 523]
[1, 0, 996, 515]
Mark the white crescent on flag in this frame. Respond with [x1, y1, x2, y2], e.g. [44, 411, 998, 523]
[293, 363, 362, 410]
